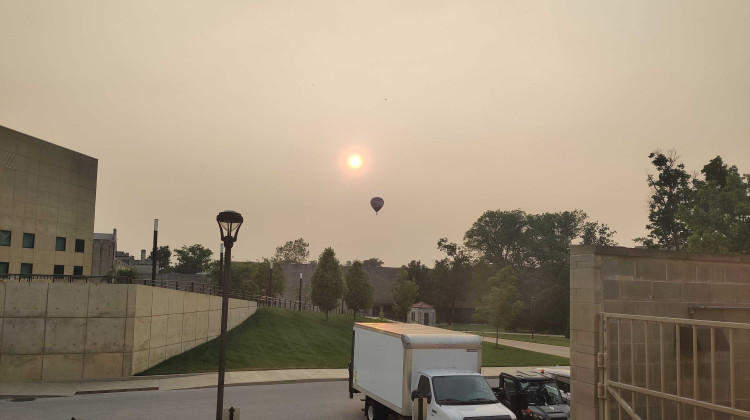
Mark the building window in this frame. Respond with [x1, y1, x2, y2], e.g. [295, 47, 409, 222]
[0, 230, 10, 246]
[55, 237, 66, 251]
[0, 262, 8, 275]
[54, 265, 65, 276]
[23, 233, 35, 248]
[73, 266, 83, 276]
[411, 312, 416, 321]
[20, 263, 33, 275]
[75, 239, 85, 253]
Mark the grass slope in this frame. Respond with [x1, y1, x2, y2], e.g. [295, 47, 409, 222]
[140, 309, 569, 376]
[442, 324, 570, 347]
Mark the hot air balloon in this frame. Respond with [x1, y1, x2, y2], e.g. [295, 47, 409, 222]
[370, 197, 384, 215]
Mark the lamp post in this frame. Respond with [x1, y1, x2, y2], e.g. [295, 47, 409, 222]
[219, 243, 224, 292]
[215, 210, 243, 420]
[152, 219, 158, 282]
[269, 261, 273, 307]
[530, 296, 536, 341]
[298, 272, 302, 311]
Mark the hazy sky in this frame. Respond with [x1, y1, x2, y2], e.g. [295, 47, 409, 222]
[2, 1, 749, 267]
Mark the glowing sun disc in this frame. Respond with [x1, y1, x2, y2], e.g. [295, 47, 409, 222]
[348, 154, 363, 169]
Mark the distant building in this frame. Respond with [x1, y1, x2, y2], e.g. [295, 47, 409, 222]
[409, 301, 436, 326]
[0, 125, 97, 277]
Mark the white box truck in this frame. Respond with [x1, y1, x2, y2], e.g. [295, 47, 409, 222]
[348, 322, 516, 420]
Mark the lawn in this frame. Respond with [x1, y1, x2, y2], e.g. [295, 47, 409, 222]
[140, 309, 568, 375]
[441, 324, 570, 347]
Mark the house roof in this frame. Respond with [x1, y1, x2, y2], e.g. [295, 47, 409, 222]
[411, 301, 434, 309]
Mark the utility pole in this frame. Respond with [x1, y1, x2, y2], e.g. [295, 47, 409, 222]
[151, 219, 158, 282]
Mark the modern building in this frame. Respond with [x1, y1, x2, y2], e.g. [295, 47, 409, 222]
[0, 125, 97, 277]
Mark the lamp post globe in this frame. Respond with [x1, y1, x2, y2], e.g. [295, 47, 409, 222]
[215, 210, 242, 420]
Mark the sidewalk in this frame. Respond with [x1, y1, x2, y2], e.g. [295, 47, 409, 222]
[481, 336, 570, 359]
[0, 365, 571, 398]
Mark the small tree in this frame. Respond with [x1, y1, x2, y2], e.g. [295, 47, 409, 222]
[173, 244, 213, 274]
[473, 267, 522, 347]
[274, 238, 310, 264]
[362, 258, 384, 268]
[344, 261, 374, 319]
[148, 245, 172, 273]
[252, 259, 286, 297]
[392, 268, 419, 321]
[311, 247, 344, 320]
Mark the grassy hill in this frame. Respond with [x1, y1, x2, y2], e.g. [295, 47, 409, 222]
[140, 308, 569, 376]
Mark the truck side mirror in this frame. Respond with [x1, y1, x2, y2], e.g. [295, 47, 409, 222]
[411, 390, 421, 401]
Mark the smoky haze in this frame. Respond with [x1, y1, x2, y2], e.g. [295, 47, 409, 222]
[1, 1, 749, 266]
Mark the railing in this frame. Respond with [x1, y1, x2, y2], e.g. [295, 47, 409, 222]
[0, 273, 331, 313]
[600, 312, 750, 420]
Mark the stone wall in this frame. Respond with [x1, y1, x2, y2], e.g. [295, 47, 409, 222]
[570, 245, 750, 419]
[0, 282, 256, 381]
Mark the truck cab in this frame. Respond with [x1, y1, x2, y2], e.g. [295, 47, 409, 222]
[496, 372, 570, 420]
[410, 369, 516, 420]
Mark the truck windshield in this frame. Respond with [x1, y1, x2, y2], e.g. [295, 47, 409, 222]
[520, 380, 565, 406]
[432, 375, 499, 405]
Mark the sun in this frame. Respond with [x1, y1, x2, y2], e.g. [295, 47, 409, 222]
[348, 154, 363, 170]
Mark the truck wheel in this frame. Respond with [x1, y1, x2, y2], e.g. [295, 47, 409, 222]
[365, 397, 384, 420]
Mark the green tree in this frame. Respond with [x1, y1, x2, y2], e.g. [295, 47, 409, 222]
[106, 267, 139, 283]
[344, 260, 374, 319]
[362, 258, 384, 269]
[473, 267, 522, 347]
[274, 238, 310, 264]
[636, 150, 693, 250]
[173, 244, 213, 274]
[464, 209, 529, 267]
[208, 260, 257, 293]
[435, 238, 473, 325]
[392, 268, 419, 321]
[681, 156, 750, 254]
[403, 260, 433, 304]
[148, 245, 172, 272]
[252, 259, 286, 297]
[311, 247, 344, 320]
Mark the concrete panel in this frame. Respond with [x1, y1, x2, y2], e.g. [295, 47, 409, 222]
[47, 283, 89, 317]
[726, 264, 750, 284]
[696, 263, 725, 283]
[132, 349, 149, 375]
[196, 294, 209, 312]
[42, 354, 84, 381]
[712, 284, 745, 304]
[125, 285, 137, 317]
[83, 353, 124, 379]
[2, 317, 44, 354]
[684, 283, 712, 302]
[601, 257, 634, 281]
[167, 314, 183, 345]
[209, 295, 222, 311]
[183, 292, 198, 313]
[122, 353, 133, 377]
[196, 311, 208, 339]
[165, 343, 181, 360]
[44, 317, 86, 353]
[88, 284, 128, 317]
[636, 260, 667, 281]
[208, 310, 221, 337]
[182, 312, 196, 342]
[133, 316, 152, 352]
[4, 282, 48, 317]
[620, 280, 653, 301]
[134, 285, 153, 317]
[152, 287, 169, 316]
[85, 318, 126, 352]
[196, 337, 207, 345]
[124, 317, 135, 352]
[0, 354, 43, 381]
[150, 315, 167, 349]
[168, 290, 184, 314]
[652, 281, 683, 302]
[148, 346, 166, 368]
[667, 261, 697, 282]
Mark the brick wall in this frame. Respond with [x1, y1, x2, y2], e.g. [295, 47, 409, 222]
[570, 246, 750, 419]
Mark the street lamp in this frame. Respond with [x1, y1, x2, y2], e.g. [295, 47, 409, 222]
[215, 210, 243, 420]
[269, 261, 274, 307]
[298, 272, 302, 311]
[530, 296, 536, 341]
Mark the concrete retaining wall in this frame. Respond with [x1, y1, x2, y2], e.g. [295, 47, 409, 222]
[0, 282, 256, 381]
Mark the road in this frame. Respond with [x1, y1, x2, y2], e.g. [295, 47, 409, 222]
[0, 381, 365, 420]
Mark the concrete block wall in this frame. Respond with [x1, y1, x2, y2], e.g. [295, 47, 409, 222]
[570, 246, 750, 419]
[0, 282, 256, 381]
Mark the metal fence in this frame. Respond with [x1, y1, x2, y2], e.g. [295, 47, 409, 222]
[600, 312, 750, 420]
[1, 273, 332, 314]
